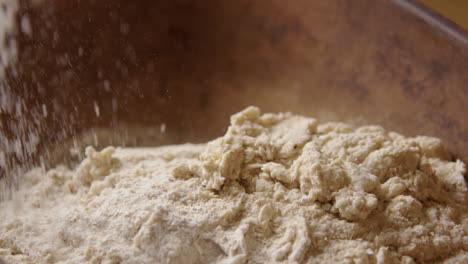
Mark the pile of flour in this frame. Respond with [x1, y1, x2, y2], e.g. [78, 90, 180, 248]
[0, 107, 467, 264]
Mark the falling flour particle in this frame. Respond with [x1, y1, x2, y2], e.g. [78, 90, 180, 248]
[103, 80, 110, 91]
[42, 104, 47, 117]
[93, 101, 100, 117]
[0, 107, 467, 264]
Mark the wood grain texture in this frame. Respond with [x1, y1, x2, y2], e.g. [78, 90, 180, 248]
[1, 0, 467, 183]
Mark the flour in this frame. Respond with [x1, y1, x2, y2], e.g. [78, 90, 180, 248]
[0, 106, 467, 264]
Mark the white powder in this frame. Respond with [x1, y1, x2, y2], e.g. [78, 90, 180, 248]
[0, 107, 467, 264]
[1, 0, 39, 199]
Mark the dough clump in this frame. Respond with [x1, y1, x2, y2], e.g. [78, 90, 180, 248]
[1, 106, 466, 264]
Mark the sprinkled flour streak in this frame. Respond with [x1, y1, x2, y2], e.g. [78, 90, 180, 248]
[0, 0, 33, 200]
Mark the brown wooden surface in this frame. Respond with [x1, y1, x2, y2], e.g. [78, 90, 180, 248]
[1, 0, 468, 185]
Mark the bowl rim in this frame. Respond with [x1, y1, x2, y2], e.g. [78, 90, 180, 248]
[391, 0, 468, 49]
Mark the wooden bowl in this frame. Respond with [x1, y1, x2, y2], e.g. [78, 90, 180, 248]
[1, 0, 467, 187]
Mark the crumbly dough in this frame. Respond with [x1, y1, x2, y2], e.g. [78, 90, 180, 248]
[0, 106, 467, 264]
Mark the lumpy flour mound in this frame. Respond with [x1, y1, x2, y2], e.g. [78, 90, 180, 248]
[0, 107, 467, 264]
